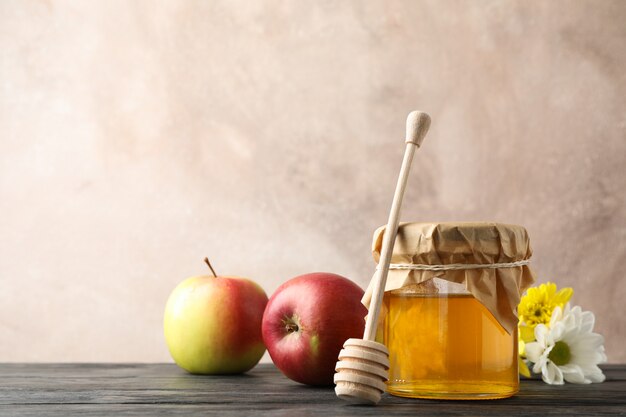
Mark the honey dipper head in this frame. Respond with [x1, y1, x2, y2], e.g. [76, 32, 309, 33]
[334, 338, 389, 405]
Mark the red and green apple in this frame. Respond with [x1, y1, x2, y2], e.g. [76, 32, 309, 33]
[164, 258, 268, 374]
[262, 272, 367, 385]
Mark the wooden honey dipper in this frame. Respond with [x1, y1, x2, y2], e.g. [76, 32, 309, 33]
[334, 111, 431, 405]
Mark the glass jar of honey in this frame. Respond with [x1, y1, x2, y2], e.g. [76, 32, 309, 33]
[364, 222, 536, 400]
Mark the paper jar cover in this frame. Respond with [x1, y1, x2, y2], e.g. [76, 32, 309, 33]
[362, 222, 537, 334]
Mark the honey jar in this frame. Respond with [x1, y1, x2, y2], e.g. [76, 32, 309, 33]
[363, 222, 536, 400]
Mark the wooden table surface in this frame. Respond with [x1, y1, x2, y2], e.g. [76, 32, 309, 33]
[1, 363, 624, 416]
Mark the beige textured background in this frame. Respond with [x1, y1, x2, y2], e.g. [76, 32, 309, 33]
[1, 0, 625, 364]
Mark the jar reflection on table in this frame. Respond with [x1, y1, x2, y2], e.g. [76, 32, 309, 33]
[381, 279, 519, 400]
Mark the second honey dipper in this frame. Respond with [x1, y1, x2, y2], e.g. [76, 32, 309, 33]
[334, 110, 431, 405]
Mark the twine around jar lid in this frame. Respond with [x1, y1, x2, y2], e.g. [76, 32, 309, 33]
[362, 222, 537, 334]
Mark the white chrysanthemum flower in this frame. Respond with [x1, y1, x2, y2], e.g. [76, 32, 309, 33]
[525, 303, 607, 385]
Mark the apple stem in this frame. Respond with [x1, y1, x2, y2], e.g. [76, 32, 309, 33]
[204, 257, 218, 278]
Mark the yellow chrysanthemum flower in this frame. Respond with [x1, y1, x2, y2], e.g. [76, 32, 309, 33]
[518, 282, 573, 327]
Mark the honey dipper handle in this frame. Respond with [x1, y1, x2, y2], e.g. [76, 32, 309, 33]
[363, 111, 431, 341]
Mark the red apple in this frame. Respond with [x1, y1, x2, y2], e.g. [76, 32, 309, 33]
[164, 258, 268, 374]
[262, 272, 367, 385]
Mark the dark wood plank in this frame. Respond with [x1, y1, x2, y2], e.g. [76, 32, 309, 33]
[0, 364, 624, 416]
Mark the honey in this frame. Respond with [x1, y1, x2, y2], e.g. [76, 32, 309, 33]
[382, 292, 518, 400]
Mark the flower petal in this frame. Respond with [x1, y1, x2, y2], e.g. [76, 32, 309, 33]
[577, 361, 607, 382]
[550, 306, 563, 327]
[583, 365, 606, 383]
[519, 358, 531, 378]
[540, 362, 552, 384]
[569, 332, 605, 355]
[520, 325, 536, 343]
[525, 342, 544, 363]
[551, 322, 565, 341]
[560, 304, 578, 331]
[535, 324, 549, 347]
[548, 362, 564, 385]
[555, 287, 574, 305]
[561, 364, 588, 384]
[580, 311, 596, 333]
[541, 361, 561, 385]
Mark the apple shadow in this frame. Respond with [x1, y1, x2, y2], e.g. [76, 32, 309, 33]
[281, 383, 335, 395]
[164, 368, 266, 389]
